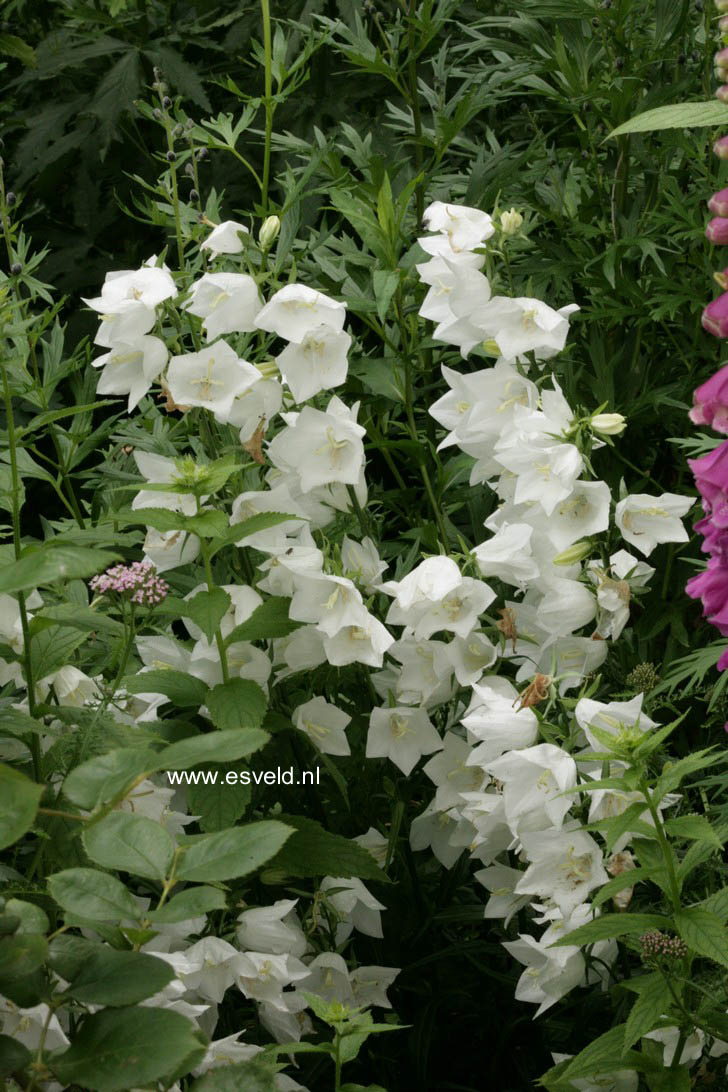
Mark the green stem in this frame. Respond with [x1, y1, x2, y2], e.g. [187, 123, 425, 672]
[260, 0, 274, 215]
[198, 500, 230, 683]
[407, 0, 424, 224]
[333, 1031, 342, 1092]
[639, 777, 681, 914]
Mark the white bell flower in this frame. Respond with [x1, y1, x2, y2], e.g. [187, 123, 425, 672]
[423, 731, 486, 810]
[321, 607, 394, 668]
[442, 631, 498, 686]
[293, 695, 352, 756]
[515, 825, 609, 917]
[534, 577, 596, 638]
[183, 272, 262, 340]
[536, 480, 611, 552]
[503, 931, 585, 1017]
[166, 342, 262, 421]
[83, 258, 176, 312]
[429, 361, 538, 452]
[615, 492, 692, 556]
[472, 523, 541, 588]
[143, 527, 200, 573]
[200, 219, 249, 257]
[417, 253, 484, 324]
[319, 876, 385, 940]
[341, 535, 387, 590]
[381, 556, 462, 611]
[226, 376, 283, 442]
[267, 396, 366, 492]
[475, 862, 532, 926]
[643, 1025, 705, 1068]
[421, 200, 495, 252]
[236, 899, 307, 958]
[93, 335, 168, 411]
[94, 298, 156, 348]
[277, 325, 352, 402]
[410, 800, 468, 868]
[255, 284, 346, 342]
[132, 450, 198, 516]
[486, 743, 577, 834]
[181, 583, 262, 642]
[574, 694, 657, 753]
[462, 675, 539, 765]
[236, 951, 309, 1008]
[350, 965, 399, 1010]
[489, 298, 579, 362]
[366, 705, 443, 775]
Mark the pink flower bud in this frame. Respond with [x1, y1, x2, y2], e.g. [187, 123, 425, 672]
[690, 362, 728, 431]
[710, 189, 728, 217]
[721, 14, 728, 29]
[702, 292, 728, 336]
[707, 217, 728, 243]
[714, 136, 728, 159]
[717, 85, 728, 104]
[716, 48, 728, 76]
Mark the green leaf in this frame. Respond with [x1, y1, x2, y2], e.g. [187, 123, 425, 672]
[210, 511, 300, 556]
[206, 679, 268, 731]
[0, 763, 44, 848]
[372, 269, 399, 323]
[624, 972, 675, 1049]
[122, 669, 209, 707]
[664, 814, 723, 847]
[697, 887, 728, 922]
[190, 1056, 281, 1091]
[147, 885, 227, 923]
[0, 545, 116, 594]
[62, 747, 157, 809]
[177, 820, 293, 882]
[89, 49, 143, 156]
[158, 727, 268, 769]
[268, 815, 389, 882]
[674, 907, 728, 968]
[592, 866, 662, 909]
[609, 101, 728, 138]
[115, 506, 228, 538]
[50, 936, 175, 1006]
[559, 1024, 641, 1082]
[224, 596, 301, 644]
[182, 587, 231, 642]
[0, 32, 36, 66]
[0, 1033, 31, 1077]
[653, 749, 718, 802]
[50, 1006, 207, 1091]
[5, 898, 49, 934]
[83, 812, 175, 881]
[0, 932, 48, 979]
[186, 769, 251, 832]
[47, 868, 141, 922]
[550, 913, 672, 947]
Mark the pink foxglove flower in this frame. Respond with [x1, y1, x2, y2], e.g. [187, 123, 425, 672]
[709, 188, 728, 217]
[715, 136, 728, 159]
[706, 218, 728, 245]
[690, 363, 728, 431]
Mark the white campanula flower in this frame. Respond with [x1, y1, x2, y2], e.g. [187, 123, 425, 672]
[155, 937, 241, 1003]
[350, 965, 399, 1010]
[341, 535, 387, 590]
[615, 492, 692, 556]
[93, 335, 168, 411]
[443, 631, 498, 687]
[515, 825, 609, 918]
[236, 951, 310, 1007]
[510, 632, 608, 694]
[288, 572, 363, 636]
[416, 253, 484, 324]
[486, 743, 577, 834]
[462, 675, 539, 765]
[528, 480, 611, 552]
[502, 931, 585, 1017]
[488, 298, 579, 362]
[493, 412, 583, 518]
[0, 999, 69, 1053]
[167, 342, 262, 421]
[143, 526, 200, 574]
[353, 827, 389, 867]
[423, 731, 486, 810]
[0, 590, 42, 654]
[132, 451, 199, 516]
[381, 556, 461, 611]
[378, 637, 455, 707]
[94, 298, 156, 348]
[420, 200, 495, 253]
[550, 1055, 638, 1091]
[472, 523, 541, 588]
[226, 376, 283, 442]
[429, 361, 538, 452]
[267, 396, 366, 492]
[574, 693, 657, 753]
[366, 704, 443, 775]
[643, 1026, 705, 1069]
[410, 799, 472, 868]
[277, 324, 352, 402]
[273, 624, 328, 677]
[46, 665, 101, 708]
[534, 576, 597, 638]
[83, 257, 176, 312]
[382, 556, 495, 639]
[321, 607, 394, 668]
[236, 899, 307, 958]
[183, 272, 262, 340]
[319, 876, 385, 940]
[181, 583, 262, 642]
[475, 862, 531, 926]
[292, 695, 351, 756]
[200, 219, 249, 257]
[255, 284, 346, 343]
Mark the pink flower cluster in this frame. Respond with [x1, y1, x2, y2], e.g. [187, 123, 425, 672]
[688, 12, 728, 671]
[90, 560, 169, 606]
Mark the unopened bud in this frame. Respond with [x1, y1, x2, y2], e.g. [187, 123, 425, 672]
[153, 108, 163, 120]
[258, 214, 280, 250]
[189, 189, 199, 202]
[500, 207, 523, 235]
[703, 292, 728, 337]
[592, 412, 627, 435]
[184, 162, 194, 177]
[482, 338, 500, 356]
[166, 150, 176, 163]
[10, 262, 21, 275]
[5, 191, 15, 207]
[716, 48, 728, 80]
[707, 216, 728, 244]
[162, 95, 172, 109]
[552, 540, 593, 566]
[719, 85, 728, 103]
[710, 189, 728, 218]
[714, 136, 728, 159]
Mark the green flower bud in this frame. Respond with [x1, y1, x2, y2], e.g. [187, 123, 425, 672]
[591, 412, 626, 436]
[552, 540, 593, 565]
[259, 215, 281, 251]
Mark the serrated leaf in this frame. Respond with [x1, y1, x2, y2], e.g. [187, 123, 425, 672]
[624, 972, 674, 1049]
[674, 907, 728, 968]
[122, 669, 209, 707]
[664, 814, 722, 847]
[177, 821, 293, 882]
[0, 33, 35, 66]
[224, 596, 301, 644]
[48, 868, 141, 921]
[0, 763, 44, 849]
[0, 545, 116, 594]
[268, 815, 390, 882]
[206, 679, 268, 731]
[63, 747, 157, 809]
[147, 885, 227, 923]
[550, 913, 672, 948]
[83, 812, 175, 881]
[158, 727, 268, 770]
[182, 587, 231, 643]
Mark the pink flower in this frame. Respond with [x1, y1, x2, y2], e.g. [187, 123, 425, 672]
[90, 561, 169, 606]
[709, 189, 728, 218]
[702, 292, 728, 335]
[689, 440, 728, 507]
[686, 557, 728, 625]
[706, 219, 728, 245]
[714, 136, 728, 160]
[717, 86, 728, 103]
[716, 48, 728, 80]
[690, 363, 728, 432]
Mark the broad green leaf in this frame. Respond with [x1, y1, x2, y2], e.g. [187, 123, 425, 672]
[0, 1034, 31, 1078]
[653, 749, 718, 802]
[592, 866, 662, 909]
[559, 1024, 642, 1082]
[224, 596, 301, 644]
[50, 935, 174, 1006]
[50, 1006, 207, 1091]
[609, 101, 728, 138]
[83, 812, 175, 881]
[177, 820, 293, 882]
[5, 898, 49, 934]
[190, 1056, 281, 1091]
[0, 932, 48, 979]
[664, 814, 722, 847]
[623, 972, 674, 1049]
[48, 868, 140, 921]
[147, 885, 227, 923]
[122, 669, 209, 707]
[268, 815, 389, 882]
[0, 545, 116, 594]
[182, 587, 231, 642]
[206, 679, 268, 731]
[159, 727, 267, 770]
[550, 913, 672, 947]
[372, 269, 399, 323]
[698, 887, 728, 922]
[62, 747, 157, 809]
[115, 506, 228, 538]
[187, 767, 251, 832]
[210, 511, 299, 556]
[0, 763, 44, 848]
[674, 907, 728, 968]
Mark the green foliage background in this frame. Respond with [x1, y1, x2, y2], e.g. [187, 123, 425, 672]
[2, 0, 728, 1088]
